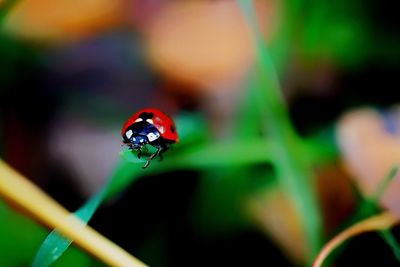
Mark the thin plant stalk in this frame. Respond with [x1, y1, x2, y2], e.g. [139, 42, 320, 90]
[313, 212, 399, 267]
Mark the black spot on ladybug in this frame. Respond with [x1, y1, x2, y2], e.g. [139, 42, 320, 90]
[170, 125, 175, 133]
[139, 112, 154, 120]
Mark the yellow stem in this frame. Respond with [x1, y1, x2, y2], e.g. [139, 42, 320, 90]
[313, 211, 399, 267]
[0, 159, 147, 267]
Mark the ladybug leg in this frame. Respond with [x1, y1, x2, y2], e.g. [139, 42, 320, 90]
[158, 144, 170, 162]
[137, 144, 149, 159]
[142, 146, 163, 168]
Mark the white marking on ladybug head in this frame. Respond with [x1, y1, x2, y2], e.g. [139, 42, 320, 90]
[146, 119, 154, 124]
[147, 132, 160, 142]
[135, 118, 143, 122]
[125, 129, 133, 139]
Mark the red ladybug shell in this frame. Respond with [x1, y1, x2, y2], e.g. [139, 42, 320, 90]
[121, 108, 178, 142]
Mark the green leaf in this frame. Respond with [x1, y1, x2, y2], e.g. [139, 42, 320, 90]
[121, 141, 273, 170]
[31, 110, 276, 266]
[119, 147, 154, 164]
[30, 112, 206, 266]
[380, 229, 400, 261]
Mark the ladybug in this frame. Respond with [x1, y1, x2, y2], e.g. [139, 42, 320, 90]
[121, 108, 178, 168]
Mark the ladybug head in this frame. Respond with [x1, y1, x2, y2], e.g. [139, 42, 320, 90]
[123, 120, 161, 151]
[128, 134, 148, 149]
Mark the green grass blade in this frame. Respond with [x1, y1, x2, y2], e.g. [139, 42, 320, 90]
[30, 112, 274, 266]
[236, 0, 323, 261]
[354, 166, 398, 220]
[120, 140, 274, 170]
[31, 232, 73, 267]
[31, 182, 108, 267]
[380, 229, 400, 261]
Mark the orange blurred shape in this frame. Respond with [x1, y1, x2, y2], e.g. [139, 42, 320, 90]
[337, 108, 400, 217]
[315, 165, 355, 233]
[247, 187, 308, 264]
[3, 0, 122, 41]
[144, 0, 277, 91]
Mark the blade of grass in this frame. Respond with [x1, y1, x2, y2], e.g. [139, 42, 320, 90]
[32, 138, 273, 266]
[380, 229, 400, 261]
[370, 166, 398, 203]
[353, 166, 399, 219]
[30, 115, 274, 266]
[236, 0, 322, 261]
[30, 113, 207, 266]
[120, 140, 274, 171]
[31, 185, 108, 267]
[0, 159, 147, 267]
